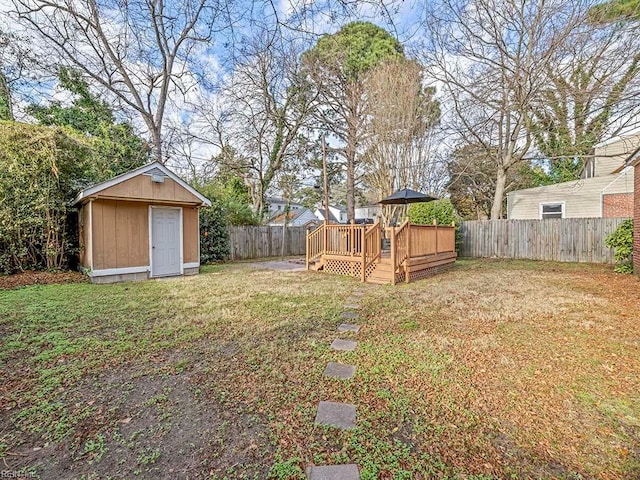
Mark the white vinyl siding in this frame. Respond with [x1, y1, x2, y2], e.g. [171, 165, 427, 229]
[507, 170, 634, 219]
[593, 133, 640, 177]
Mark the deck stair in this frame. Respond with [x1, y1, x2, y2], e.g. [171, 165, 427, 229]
[305, 220, 457, 284]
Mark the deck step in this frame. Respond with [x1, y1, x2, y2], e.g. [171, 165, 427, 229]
[310, 261, 324, 271]
[365, 276, 391, 285]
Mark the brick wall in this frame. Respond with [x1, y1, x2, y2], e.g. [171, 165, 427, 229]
[603, 193, 634, 218]
[635, 165, 640, 275]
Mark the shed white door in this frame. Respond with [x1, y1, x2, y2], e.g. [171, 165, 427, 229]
[151, 208, 181, 277]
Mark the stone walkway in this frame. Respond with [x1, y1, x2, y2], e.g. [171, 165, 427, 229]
[309, 289, 365, 479]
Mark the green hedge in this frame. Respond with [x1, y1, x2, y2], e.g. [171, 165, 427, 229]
[0, 123, 95, 273]
[199, 203, 230, 263]
[605, 219, 634, 273]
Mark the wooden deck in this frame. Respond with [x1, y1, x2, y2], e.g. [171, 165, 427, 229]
[306, 220, 457, 284]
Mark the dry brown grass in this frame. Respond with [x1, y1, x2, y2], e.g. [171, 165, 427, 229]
[1, 259, 638, 479]
[359, 260, 640, 478]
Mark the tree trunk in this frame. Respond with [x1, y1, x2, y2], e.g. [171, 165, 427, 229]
[150, 127, 163, 163]
[0, 71, 13, 121]
[491, 166, 507, 220]
[345, 105, 358, 223]
[345, 148, 355, 223]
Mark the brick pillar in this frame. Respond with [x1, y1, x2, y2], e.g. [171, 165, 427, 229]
[634, 165, 640, 275]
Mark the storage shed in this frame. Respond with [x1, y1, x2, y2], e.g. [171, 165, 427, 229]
[72, 162, 211, 283]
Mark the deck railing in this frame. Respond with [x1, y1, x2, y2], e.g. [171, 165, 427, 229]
[362, 221, 382, 281]
[325, 224, 367, 255]
[305, 224, 325, 268]
[390, 220, 410, 284]
[306, 220, 456, 282]
[409, 223, 456, 257]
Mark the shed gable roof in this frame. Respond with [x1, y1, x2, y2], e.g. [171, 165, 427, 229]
[72, 162, 211, 207]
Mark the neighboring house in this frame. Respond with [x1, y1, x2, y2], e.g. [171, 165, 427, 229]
[355, 204, 382, 222]
[626, 148, 640, 274]
[507, 130, 639, 219]
[73, 162, 211, 284]
[265, 197, 305, 219]
[314, 205, 347, 224]
[268, 208, 319, 227]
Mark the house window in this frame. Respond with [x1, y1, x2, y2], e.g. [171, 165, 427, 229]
[540, 202, 564, 219]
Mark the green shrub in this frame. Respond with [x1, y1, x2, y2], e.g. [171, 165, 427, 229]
[605, 219, 633, 273]
[408, 199, 463, 250]
[199, 202, 230, 263]
[0, 121, 147, 274]
[0, 122, 93, 273]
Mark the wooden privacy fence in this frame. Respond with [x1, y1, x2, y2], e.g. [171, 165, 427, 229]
[227, 225, 307, 260]
[459, 218, 629, 264]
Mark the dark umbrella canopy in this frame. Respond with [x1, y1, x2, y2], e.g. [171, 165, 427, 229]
[379, 188, 437, 205]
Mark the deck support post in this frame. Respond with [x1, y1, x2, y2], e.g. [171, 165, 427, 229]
[390, 227, 396, 285]
[433, 219, 438, 254]
[406, 222, 411, 283]
[324, 224, 328, 256]
[361, 227, 366, 283]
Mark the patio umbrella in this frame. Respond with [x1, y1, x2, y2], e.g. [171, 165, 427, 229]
[378, 188, 438, 230]
[379, 188, 437, 205]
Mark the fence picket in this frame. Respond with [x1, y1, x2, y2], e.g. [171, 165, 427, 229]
[459, 218, 628, 264]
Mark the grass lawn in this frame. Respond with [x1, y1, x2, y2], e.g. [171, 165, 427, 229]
[1, 259, 639, 479]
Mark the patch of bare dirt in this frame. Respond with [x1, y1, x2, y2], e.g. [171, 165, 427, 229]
[3, 353, 274, 479]
[0, 271, 87, 289]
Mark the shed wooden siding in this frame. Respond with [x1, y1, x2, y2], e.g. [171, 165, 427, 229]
[97, 174, 202, 205]
[507, 170, 634, 219]
[92, 200, 149, 270]
[88, 200, 199, 270]
[183, 207, 199, 263]
[79, 202, 92, 269]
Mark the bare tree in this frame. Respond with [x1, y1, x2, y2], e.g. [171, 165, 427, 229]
[191, 33, 317, 218]
[12, 0, 228, 161]
[360, 58, 441, 205]
[530, 20, 640, 181]
[425, 0, 578, 219]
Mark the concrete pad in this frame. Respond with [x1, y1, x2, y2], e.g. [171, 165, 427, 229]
[323, 362, 356, 380]
[330, 339, 357, 351]
[344, 303, 360, 310]
[337, 323, 360, 333]
[243, 260, 306, 271]
[341, 311, 359, 320]
[314, 401, 356, 429]
[307, 464, 360, 480]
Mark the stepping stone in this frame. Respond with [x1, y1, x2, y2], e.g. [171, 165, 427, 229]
[307, 464, 360, 480]
[314, 401, 356, 430]
[330, 339, 357, 351]
[351, 291, 365, 297]
[323, 362, 356, 380]
[337, 323, 360, 333]
[345, 296, 360, 304]
[341, 311, 358, 320]
[344, 303, 360, 310]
